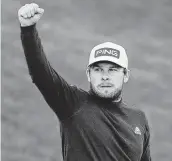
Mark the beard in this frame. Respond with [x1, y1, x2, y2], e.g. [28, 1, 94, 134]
[89, 82, 122, 101]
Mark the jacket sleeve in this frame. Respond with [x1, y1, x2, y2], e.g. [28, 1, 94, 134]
[20, 24, 84, 121]
[140, 114, 152, 161]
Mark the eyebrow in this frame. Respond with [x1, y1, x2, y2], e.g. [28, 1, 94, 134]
[111, 64, 122, 68]
[92, 64, 121, 68]
[92, 64, 100, 68]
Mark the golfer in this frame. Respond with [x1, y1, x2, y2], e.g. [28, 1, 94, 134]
[18, 3, 151, 161]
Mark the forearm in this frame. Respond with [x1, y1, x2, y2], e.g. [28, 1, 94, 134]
[20, 24, 53, 82]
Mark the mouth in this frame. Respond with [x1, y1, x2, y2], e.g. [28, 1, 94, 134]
[100, 86, 112, 87]
[99, 84, 113, 88]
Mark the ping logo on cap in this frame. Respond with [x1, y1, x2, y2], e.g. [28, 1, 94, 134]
[95, 48, 120, 58]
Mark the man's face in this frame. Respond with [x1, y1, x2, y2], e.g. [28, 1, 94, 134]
[87, 61, 129, 99]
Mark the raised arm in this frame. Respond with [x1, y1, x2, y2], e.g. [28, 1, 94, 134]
[18, 3, 85, 121]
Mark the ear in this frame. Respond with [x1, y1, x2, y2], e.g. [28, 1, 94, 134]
[124, 69, 130, 83]
[86, 68, 91, 82]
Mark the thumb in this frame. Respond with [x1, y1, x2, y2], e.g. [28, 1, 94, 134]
[33, 14, 43, 22]
[37, 8, 44, 14]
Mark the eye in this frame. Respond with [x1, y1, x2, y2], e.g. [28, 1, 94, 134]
[94, 67, 102, 72]
[109, 68, 118, 72]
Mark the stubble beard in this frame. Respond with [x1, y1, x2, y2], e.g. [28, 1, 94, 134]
[90, 83, 122, 101]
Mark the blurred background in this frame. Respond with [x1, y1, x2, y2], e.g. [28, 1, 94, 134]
[2, 0, 172, 160]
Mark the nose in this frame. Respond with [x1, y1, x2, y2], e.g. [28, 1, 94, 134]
[102, 73, 110, 81]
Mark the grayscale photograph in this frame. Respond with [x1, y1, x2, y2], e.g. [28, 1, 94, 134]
[1, 0, 172, 161]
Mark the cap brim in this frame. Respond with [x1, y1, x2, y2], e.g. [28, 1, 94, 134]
[87, 60, 124, 68]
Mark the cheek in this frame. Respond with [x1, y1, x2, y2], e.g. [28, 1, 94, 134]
[111, 75, 124, 86]
[90, 74, 101, 86]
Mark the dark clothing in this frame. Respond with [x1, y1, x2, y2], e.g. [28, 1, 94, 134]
[20, 25, 151, 161]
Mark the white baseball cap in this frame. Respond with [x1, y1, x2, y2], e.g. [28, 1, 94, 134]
[88, 42, 128, 69]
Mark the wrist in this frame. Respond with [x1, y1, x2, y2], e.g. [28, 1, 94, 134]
[20, 24, 36, 33]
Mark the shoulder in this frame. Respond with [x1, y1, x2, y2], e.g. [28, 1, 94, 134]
[121, 101, 144, 116]
[70, 85, 88, 95]
[121, 101, 149, 130]
[69, 84, 89, 101]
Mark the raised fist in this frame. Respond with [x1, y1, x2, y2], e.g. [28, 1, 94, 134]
[18, 3, 44, 27]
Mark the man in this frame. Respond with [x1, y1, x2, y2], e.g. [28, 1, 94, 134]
[18, 3, 151, 161]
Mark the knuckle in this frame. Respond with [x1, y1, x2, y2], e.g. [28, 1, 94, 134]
[26, 6, 32, 13]
[31, 3, 38, 7]
[19, 9, 25, 16]
[19, 6, 24, 14]
[32, 3, 39, 9]
[30, 9, 34, 15]
[23, 14, 27, 18]
[29, 6, 33, 12]
[27, 11, 31, 16]
[22, 9, 28, 15]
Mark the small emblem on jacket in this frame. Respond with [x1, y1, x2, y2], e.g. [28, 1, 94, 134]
[134, 127, 141, 135]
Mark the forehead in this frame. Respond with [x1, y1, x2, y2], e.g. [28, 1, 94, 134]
[91, 61, 121, 68]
